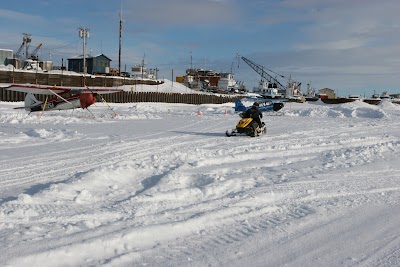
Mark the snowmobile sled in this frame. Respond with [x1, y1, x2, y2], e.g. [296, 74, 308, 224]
[226, 117, 266, 137]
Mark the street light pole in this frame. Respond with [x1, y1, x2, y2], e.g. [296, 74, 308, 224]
[79, 27, 90, 86]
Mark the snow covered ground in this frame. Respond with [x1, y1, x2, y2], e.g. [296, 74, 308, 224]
[0, 97, 400, 267]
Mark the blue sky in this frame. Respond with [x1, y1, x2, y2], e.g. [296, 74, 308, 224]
[1, 0, 399, 96]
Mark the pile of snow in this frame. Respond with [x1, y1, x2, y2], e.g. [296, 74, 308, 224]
[121, 79, 198, 94]
[284, 100, 390, 118]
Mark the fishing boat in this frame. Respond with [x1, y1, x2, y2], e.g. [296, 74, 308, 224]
[303, 82, 319, 101]
[380, 91, 392, 100]
[285, 78, 305, 102]
[253, 80, 283, 98]
[363, 93, 381, 105]
[218, 72, 240, 93]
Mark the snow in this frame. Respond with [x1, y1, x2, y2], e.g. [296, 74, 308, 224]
[0, 92, 400, 266]
[124, 79, 199, 94]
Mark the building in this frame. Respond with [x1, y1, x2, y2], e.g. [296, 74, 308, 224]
[39, 61, 53, 71]
[0, 49, 13, 66]
[68, 54, 111, 74]
[318, 88, 336, 99]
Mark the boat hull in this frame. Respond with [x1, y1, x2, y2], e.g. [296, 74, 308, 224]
[321, 98, 356, 104]
[363, 99, 381, 105]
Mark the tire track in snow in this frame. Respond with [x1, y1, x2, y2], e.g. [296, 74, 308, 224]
[0, 118, 230, 224]
[107, 164, 400, 265]
[131, 181, 400, 266]
[0, 118, 224, 197]
[111, 141, 400, 266]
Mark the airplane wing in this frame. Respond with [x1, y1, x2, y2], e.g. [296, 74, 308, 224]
[72, 87, 124, 94]
[242, 96, 287, 103]
[4, 84, 123, 95]
[4, 84, 69, 95]
[241, 96, 270, 103]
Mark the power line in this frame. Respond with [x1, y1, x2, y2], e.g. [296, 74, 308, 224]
[49, 40, 80, 52]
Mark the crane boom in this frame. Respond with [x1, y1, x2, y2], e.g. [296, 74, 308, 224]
[30, 43, 42, 60]
[239, 56, 285, 90]
[15, 41, 25, 59]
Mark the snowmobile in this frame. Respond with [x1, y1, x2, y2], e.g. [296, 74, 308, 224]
[226, 116, 266, 137]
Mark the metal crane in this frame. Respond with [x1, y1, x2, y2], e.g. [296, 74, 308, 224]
[238, 55, 286, 90]
[29, 43, 42, 60]
[22, 33, 32, 60]
[15, 33, 32, 59]
[15, 41, 25, 59]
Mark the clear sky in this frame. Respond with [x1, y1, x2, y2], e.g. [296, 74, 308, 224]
[1, 0, 399, 96]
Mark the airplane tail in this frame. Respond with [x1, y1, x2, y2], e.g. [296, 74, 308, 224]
[273, 102, 284, 111]
[24, 93, 43, 112]
[234, 99, 247, 112]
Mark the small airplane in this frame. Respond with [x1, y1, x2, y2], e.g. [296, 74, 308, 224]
[3, 84, 122, 113]
[234, 99, 285, 113]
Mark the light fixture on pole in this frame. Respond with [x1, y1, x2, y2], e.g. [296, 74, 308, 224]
[79, 27, 90, 86]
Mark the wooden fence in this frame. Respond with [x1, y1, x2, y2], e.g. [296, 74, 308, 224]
[0, 70, 162, 87]
[0, 90, 238, 105]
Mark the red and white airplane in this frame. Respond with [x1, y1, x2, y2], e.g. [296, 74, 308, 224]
[3, 84, 123, 113]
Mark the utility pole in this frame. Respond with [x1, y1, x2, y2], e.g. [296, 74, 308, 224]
[79, 27, 90, 86]
[141, 54, 145, 80]
[118, 14, 122, 76]
[190, 51, 193, 69]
